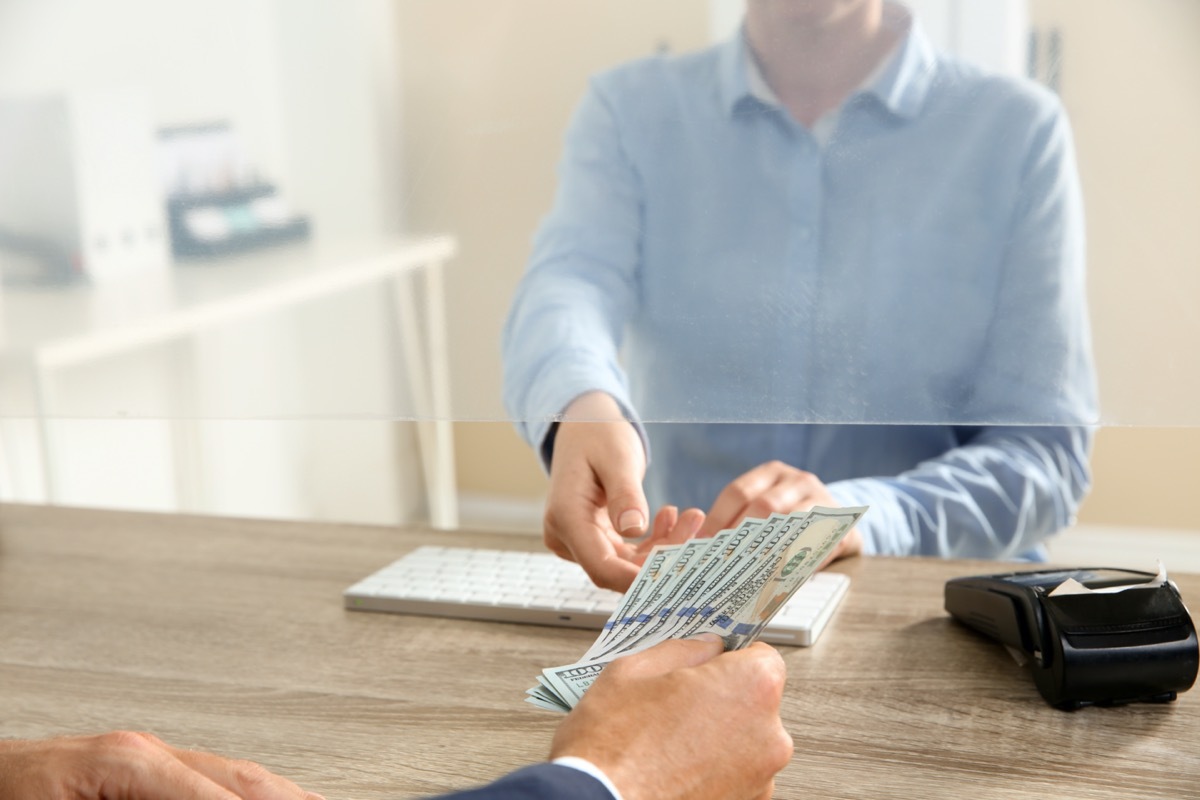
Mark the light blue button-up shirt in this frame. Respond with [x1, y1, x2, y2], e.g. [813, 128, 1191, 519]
[502, 13, 1097, 559]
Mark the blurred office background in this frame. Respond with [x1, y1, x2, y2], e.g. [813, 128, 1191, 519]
[0, 0, 1196, 565]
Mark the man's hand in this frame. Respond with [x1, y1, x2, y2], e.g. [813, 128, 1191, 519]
[550, 635, 793, 800]
[698, 460, 862, 564]
[0, 731, 323, 800]
[546, 392, 703, 591]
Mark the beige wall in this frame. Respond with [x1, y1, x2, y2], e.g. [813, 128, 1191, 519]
[397, 0, 709, 503]
[1032, 0, 1200, 427]
[1032, 0, 1200, 529]
[400, 1, 1200, 530]
[1083, 427, 1200, 529]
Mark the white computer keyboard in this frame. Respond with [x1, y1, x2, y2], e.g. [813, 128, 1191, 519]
[344, 546, 850, 646]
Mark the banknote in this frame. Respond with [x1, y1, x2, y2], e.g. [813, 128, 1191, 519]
[525, 683, 570, 712]
[587, 534, 728, 660]
[704, 506, 864, 650]
[624, 525, 763, 652]
[586, 544, 678, 657]
[636, 512, 814, 649]
[538, 660, 607, 709]
[596, 514, 796, 659]
[527, 505, 868, 711]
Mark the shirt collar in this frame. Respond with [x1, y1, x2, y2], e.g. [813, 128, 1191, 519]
[865, 5, 937, 120]
[717, 2, 938, 121]
[716, 28, 756, 115]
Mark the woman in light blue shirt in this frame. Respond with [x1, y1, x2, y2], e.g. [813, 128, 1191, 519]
[503, 0, 1096, 590]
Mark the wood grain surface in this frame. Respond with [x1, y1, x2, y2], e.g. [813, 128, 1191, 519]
[1, 504, 1197, 799]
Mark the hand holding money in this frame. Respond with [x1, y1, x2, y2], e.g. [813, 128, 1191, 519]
[550, 635, 792, 800]
[528, 505, 867, 711]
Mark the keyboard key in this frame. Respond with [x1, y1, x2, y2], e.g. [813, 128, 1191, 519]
[560, 599, 597, 613]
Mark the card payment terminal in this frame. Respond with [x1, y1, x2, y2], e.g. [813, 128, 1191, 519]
[945, 567, 1198, 710]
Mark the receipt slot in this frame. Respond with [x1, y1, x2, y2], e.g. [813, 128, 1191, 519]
[945, 567, 1198, 710]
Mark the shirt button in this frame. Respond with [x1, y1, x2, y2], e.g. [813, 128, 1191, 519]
[797, 226, 813, 241]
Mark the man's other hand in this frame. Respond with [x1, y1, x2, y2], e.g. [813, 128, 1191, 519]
[0, 731, 323, 800]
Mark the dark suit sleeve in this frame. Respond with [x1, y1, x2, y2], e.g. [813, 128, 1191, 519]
[427, 763, 615, 800]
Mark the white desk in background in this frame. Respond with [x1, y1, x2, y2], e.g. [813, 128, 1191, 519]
[0, 235, 459, 528]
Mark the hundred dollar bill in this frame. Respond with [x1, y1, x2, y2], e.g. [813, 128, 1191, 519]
[597, 515, 794, 658]
[673, 512, 821, 639]
[535, 543, 695, 709]
[525, 683, 571, 712]
[637, 512, 811, 648]
[539, 660, 607, 709]
[539, 516, 794, 707]
[587, 544, 681, 656]
[705, 506, 865, 650]
[633, 522, 763, 647]
[599, 506, 863, 658]
[587, 535, 721, 660]
[529, 505, 869, 711]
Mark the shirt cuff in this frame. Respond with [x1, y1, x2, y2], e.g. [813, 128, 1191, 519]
[826, 477, 908, 556]
[535, 392, 651, 474]
[550, 756, 625, 800]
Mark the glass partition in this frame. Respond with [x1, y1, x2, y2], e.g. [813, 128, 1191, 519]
[0, 0, 1195, 425]
[0, 0, 1196, 540]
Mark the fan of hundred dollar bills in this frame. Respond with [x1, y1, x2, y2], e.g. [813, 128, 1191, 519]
[527, 505, 868, 712]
